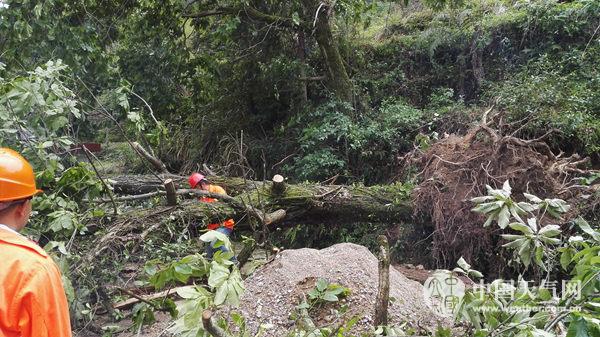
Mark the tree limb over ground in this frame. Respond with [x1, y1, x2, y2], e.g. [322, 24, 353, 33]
[80, 176, 412, 265]
[107, 175, 412, 225]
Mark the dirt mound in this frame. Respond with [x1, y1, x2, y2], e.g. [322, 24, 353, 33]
[409, 124, 598, 276]
[221, 243, 449, 336]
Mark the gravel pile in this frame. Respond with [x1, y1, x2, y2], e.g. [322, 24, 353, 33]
[223, 243, 449, 336]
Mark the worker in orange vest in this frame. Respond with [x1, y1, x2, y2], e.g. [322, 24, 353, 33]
[188, 173, 236, 260]
[0, 148, 72, 337]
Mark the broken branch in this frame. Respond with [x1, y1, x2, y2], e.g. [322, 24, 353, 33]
[202, 310, 233, 337]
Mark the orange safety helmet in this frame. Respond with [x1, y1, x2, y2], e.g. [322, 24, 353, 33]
[0, 148, 42, 202]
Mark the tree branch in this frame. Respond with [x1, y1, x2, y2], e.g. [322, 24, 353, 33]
[182, 7, 234, 18]
[202, 310, 233, 337]
[183, 5, 304, 28]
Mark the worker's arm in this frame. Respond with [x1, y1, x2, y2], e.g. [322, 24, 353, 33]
[17, 261, 72, 337]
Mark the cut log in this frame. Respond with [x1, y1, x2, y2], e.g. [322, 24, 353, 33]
[271, 174, 286, 196]
[164, 179, 178, 206]
[109, 174, 250, 195]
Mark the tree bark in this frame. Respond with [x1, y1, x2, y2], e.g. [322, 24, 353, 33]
[202, 310, 233, 337]
[184, 2, 353, 103]
[131, 142, 168, 173]
[271, 174, 286, 196]
[164, 179, 178, 206]
[301, 0, 353, 102]
[374, 235, 390, 326]
[108, 175, 412, 225]
[296, 30, 309, 106]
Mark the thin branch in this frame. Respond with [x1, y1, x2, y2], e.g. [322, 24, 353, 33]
[184, 5, 302, 28]
[182, 8, 233, 18]
[128, 89, 159, 125]
[81, 146, 118, 215]
[298, 75, 326, 81]
[75, 76, 164, 181]
[202, 310, 233, 337]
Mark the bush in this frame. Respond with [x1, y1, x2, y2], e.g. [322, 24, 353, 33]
[285, 98, 425, 183]
[489, 46, 600, 156]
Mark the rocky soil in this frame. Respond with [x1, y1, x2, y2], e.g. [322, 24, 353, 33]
[219, 243, 450, 336]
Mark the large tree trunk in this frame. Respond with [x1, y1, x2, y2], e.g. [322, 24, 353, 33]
[107, 174, 411, 225]
[182, 2, 353, 103]
[301, 0, 353, 102]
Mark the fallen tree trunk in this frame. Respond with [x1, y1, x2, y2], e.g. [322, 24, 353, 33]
[107, 175, 412, 225]
[82, 176, 413, 266]
[109, 174, 256, 195]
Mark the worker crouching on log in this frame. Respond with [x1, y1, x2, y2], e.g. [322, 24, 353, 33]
[0, 148, 72, 337]
[188, 173, 236, 262]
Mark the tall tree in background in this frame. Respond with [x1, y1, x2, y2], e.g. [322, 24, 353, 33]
[183, 0, 357, 103]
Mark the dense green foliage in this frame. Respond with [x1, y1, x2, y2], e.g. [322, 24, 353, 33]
[2, 0, 597, 181]
[1, 0, 599, 335]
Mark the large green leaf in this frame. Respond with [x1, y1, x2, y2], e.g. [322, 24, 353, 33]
[498, 206, 511, 229]
[510, 222, 534, 235]
[567, 316, 589, 337]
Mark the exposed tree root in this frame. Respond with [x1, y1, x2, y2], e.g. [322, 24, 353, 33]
[407, 122, 598, 276]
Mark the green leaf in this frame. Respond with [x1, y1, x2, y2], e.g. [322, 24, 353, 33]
[523, 193, 542, 204]
[560, 248, 574, 271]
[531, 328, 555, 337]
[316, 278, 328, 292]
[296, 301, 310, 310]
[537, 288, 552, 301]
[519, 241, 532, 267]
[470, 196, 495, 203]
[518, 201, 538, 213]
[510, 222, 534, 234]
[200, 231, 232, 251]
[574, 217, 600, 241]
[498, 206, 511, 229]
[502, 234, 524, 241]
[208, 262, 230, 288]
[483, 216, 494, 227]
[502, 237, 527, 249]
[527, 218, 538, 232]
[534, 245, 544, 267]
[326, 285, 346, 295]
[502, 180, 512, 194]
[472, 201, 504, 214]
[457, 256, 471, 271]
[322, 292, 339, 302]
[540, 236, 561, 245]
[566, 316, 588, 337]
[291, 12, 301, 26]
[176, 286, 203, 299]
[539, 225, 561, 237]
[174, 263, 193, 275]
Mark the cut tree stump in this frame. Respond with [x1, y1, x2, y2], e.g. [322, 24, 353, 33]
[164, 179, 178, 206]
[374, 235, 390, 326]
[271, 174, 286, 196]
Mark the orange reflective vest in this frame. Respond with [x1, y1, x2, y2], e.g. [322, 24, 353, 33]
[201, 185, 235, 230]
[0, 228, 72, 337]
